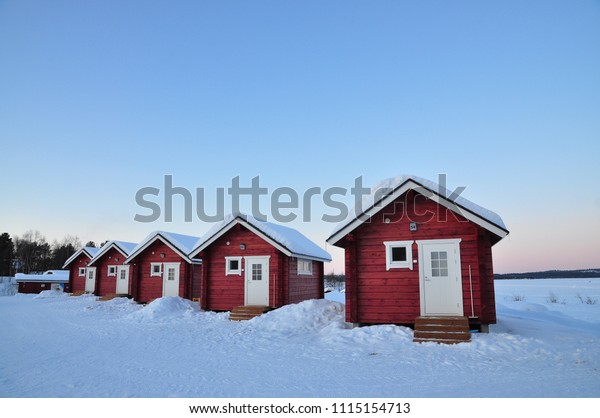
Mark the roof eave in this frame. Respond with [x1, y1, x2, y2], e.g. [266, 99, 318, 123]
[326, 179, 509, 245]
[125, 234, 193, 264]
[88, 242, 130, 266]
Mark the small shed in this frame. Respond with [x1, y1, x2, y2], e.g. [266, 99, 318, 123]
[189, 213, 332, 312]
[16, 270, 70, 294]
[87, 240, 137, 297]
[62, 246, 100, 294]
[326, 175, 508, 332]
[125, 231, 202, 303]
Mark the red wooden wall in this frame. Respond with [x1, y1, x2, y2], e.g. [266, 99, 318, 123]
[199, 224, 281, 311]
[68, 253, 92, 293]
[199, 224, 325, 311]
[18, 282, 64, 294]
[129, 239, 193, 303]
[287, 257, 324, 304]
[338, 189, 497, 326]
[94, 247, 128, 296]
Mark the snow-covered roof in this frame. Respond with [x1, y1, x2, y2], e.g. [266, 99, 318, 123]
[190, 213, 332, 262]
[62, 246, 100, 268]
[125, 231, 201, 264]
[15, 270, 69, 283]
[327, 174, 509, 246]
[88, 240, 138, 266]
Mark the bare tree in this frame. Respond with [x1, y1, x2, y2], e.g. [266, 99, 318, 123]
[14, 230, 50, 273]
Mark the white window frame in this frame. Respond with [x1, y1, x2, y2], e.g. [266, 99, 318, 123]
[150, 262, 163, 277]
[225, 256, 243, 276]
[107, 265, 117, 276]
[78, 267, 86, 277]
[297, 258, 313, 275]
[384, 240, 414, 270]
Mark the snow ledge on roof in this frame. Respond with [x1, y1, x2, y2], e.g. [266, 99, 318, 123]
[328, 174, 508, 241]
[192, 213, 331, 262]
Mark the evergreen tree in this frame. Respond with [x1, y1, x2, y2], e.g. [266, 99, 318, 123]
[0, 233, 14, 276]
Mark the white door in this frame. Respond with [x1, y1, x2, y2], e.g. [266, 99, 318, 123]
[162, 263, 180, 297]
[85, 267, 96, 293]
[418, 239, 463, 316]
[244, 256, 270, 306]
[116, 265, 130, 295]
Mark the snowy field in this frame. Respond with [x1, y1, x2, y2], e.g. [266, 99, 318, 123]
[0, 279, 599, 398]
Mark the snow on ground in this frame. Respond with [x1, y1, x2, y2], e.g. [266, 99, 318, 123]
[0, 279, 599, 397]
[0, 279, 17, 297]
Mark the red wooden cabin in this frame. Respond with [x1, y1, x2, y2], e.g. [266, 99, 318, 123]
[189, 214, 332, 311]
[326, 175, 509, 331]
[62, 246, 100, 294]
[16, 270, 69, 294]
[87, 241, 137, 297]
[125, 231, 202, 303]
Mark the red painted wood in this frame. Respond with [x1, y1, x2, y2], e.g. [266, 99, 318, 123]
[18, 282, 63, 294]
[67, 253, 93, 293]
[200, 223, 325, 311]
[92, 247, 129, 296]
[128, 238, 192, 303]
[287, 258, 322, 304]
[336, 189, 497, 326]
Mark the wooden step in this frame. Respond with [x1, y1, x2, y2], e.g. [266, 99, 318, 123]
[99, 293, 129, 301]
[413, 316, 471, 344]
[70, 291, 85, 296]
[229, 305, 272, 321]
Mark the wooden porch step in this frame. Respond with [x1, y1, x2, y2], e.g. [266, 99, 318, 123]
[229, 305, 272, 321]
[99, 293, 129, 301]
[413, 316, 471, 344]
[70, 291, 85, 296]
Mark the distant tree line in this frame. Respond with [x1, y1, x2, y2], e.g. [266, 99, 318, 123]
[494, 269, 600, 280]
[0, 230, 99, 276]
[324, 272, 345, 290]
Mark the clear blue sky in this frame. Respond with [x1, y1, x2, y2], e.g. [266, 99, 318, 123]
[1, 0, 599, 274]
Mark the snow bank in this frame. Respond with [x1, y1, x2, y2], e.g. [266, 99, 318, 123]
[250, 299, 346, 334]
[33, 289, 70, 299]
[325, 289, 345, 304]
[1, 279, 598, 397]
[126, 296, 200, 321]
[0, 281, 17, 296]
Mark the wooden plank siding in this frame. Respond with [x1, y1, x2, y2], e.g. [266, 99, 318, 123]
[68, 253, 92, 294]
[18, 282, 63, 294]
[198, 223, 326, 311]
[94, 247, 128, 296]
[129, 240, 193, 303]
[339, 190, 497, 326]
[198, 223, 281, 311]
[287, 257, 324, 304]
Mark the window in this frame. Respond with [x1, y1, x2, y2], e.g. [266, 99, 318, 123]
[119, 269, 127, 280]
[297, 259, 313, 275]
[78, 267, 86, 277]
[251, 263, 262, 281]
[225, 257, 242, 276]
[384, 241, 414, 270]
[107, 265, 117, 276]
[430, 251, 449, 277]
[150, 263, 162, 277]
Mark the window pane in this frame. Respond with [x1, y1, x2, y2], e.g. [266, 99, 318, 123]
[229, 259, 239, 270]
[391, 246, 407, 262]
[252, 264, 262, 281]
